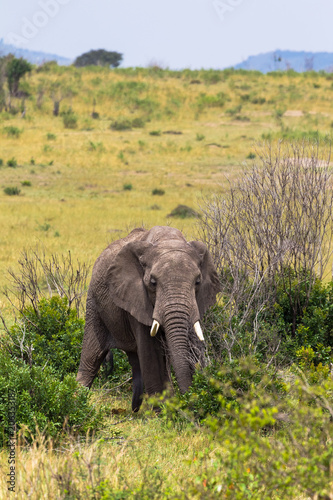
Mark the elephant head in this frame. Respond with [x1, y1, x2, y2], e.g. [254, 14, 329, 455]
[108, 228, 221, 393]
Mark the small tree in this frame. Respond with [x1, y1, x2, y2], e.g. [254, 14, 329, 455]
[199, 141, 333, 361]
[6, 57, 32, 96]
[74, 49, 123, 68]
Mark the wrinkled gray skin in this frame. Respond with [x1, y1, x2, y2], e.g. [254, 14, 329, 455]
[77, 226, 221, 411]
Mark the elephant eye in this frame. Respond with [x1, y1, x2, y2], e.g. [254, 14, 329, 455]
[150, 277, 157, 287]
[195, 277, 201, 286]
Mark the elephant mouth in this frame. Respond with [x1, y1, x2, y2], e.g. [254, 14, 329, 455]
[150, 319, 205, 342]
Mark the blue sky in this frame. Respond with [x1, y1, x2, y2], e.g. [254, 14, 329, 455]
[1, 0, 333, 68]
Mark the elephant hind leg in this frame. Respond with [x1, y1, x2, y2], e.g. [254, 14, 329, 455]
[127, 352, 143, 412]
[77, 310, 112, 388]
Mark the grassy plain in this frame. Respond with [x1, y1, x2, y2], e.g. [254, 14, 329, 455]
[1, 66, 333, 287]
[1, 66, 333, 498]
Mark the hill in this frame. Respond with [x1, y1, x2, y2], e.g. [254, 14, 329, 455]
[234, 49, 333, 73]
[0, 39, 71, 66]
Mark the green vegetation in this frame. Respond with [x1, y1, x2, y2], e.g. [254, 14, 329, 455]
[74, 49, 123, 68]
[1, 60, 333, 498]
[4, 186, 20, 196]
[6, 56, 32, 96]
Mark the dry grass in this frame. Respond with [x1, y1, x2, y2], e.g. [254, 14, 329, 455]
[0, 392, 212, 499]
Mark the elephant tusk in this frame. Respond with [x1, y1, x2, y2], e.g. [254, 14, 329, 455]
[194, 321, 205, 342]
[150, 320, 160, 337]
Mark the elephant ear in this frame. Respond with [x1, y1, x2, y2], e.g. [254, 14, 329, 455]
[189, 241, 221, 318]
[108, 241, 153, 326]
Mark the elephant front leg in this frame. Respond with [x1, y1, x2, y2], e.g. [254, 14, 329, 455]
[134, 324, 170, 400]
[127, 352, 144, 412]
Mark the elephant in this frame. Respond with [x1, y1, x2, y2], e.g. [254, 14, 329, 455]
[76, 226, 221, 411]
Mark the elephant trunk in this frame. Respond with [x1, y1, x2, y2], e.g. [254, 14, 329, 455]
[162, 305, 195, 394]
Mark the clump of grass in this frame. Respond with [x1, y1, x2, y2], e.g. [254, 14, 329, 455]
[7, 157, 17, 168]
[225, 104, 242, 116]
[197, 92, 228, 110]
[123, 183, 133, 191]
[30, 157, 35, 165]
[88, 141, 105, 152]
[150, 204, 161, 210]
[46, 132, 56, 140]
[4, 186, 20, 196]
[167, 204, 200, 219]
[62, 109, 78, 129]
[0, 159, 3, 166]
[38, 222, 51, 232]
[3, 126, 22, 137]
[196, 133, 205, 141]
[152, 188, 165, 196]
[149, 130, 161, 136]
[110, 119, 132, 131]
[21, 180, 32, 186]
[247, 152, 256, 159]
[235, 115, 250, 122]
[131, 117, 146, 128]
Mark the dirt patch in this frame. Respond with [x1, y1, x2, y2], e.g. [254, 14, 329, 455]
[284, 110, 304, 117]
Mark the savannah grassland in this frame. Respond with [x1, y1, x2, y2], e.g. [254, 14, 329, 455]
[1, 65, 333, 499]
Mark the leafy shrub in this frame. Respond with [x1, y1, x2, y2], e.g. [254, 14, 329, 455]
[0, 159, 3, 166]
[251, 96, 266, 104]
[7, 157, 17, 167]
[197, 92, 228, 111]
[62, 109, 78, 129]
[110, 119, 132, 131]
[21, 180, 31, 186]
[225, 104, 242, 116]
[4, 296, 84, 378]
[157, 359, 333, 499]
[0, 296, 102, 443]
[167, 204, 200, 219]
[0, 355, 102, 444]
[4, 186, 20, 196]
[201, 70, 222, 84]
[3, 126, 22, 137]
[247, 152, 256, 159]
[196, 133, 205, 141]
[46, 132, 56, 140]
[131, 117, 145, 128]
[152, 188, 165, 196]
[149, 130, 161, 136]
[123, 183, 133, 191]
[161, 357, 286, 422]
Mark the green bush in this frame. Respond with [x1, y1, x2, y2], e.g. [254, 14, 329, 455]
[161, 357, 286, 423]
[62, 109, 78, 129]
[3, 126, 22, 137]
[157, 358, 333, 499]
[197, 92, 229, 111]
[152, 188, 165, 196]
[0, 355, 102, 444]
[0, 296, 102, 444]
[7, 157, 17, 167]
[110, 119, 132, 131]
[4, 186, 20, 196]
[123, 183, 133, 191]
[5, 296, 84, 379]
